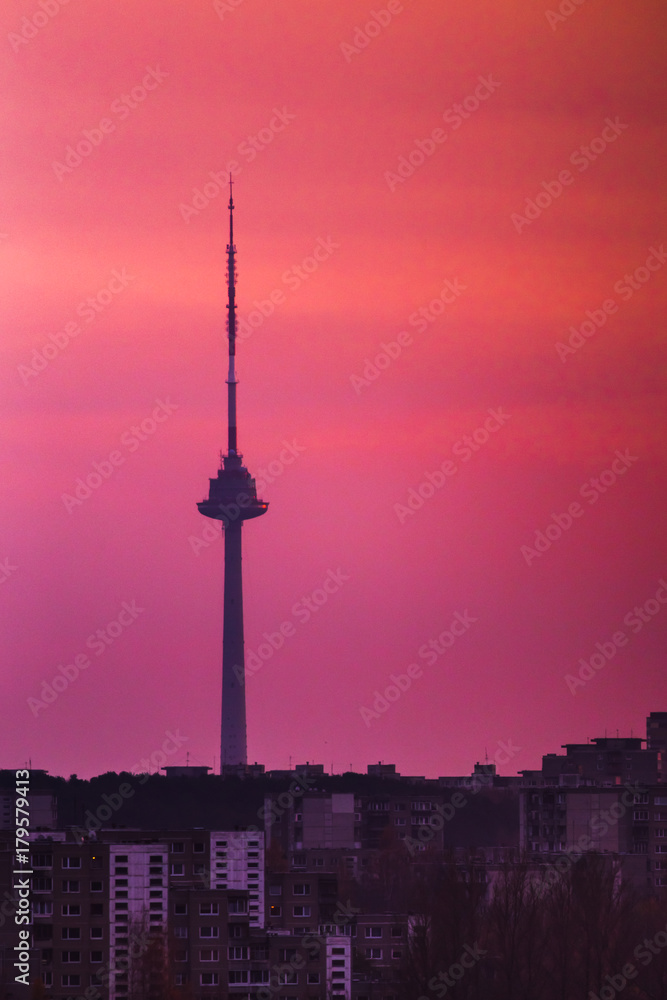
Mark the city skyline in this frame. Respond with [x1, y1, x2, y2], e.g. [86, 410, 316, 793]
[2, 0, 666, 779]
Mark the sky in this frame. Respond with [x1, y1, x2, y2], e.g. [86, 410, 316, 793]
[2, 0, 666, 780]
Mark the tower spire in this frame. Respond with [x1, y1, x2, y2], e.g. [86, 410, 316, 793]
[226, 175, 238, 455]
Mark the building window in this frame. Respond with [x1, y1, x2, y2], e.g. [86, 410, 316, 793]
[199, 903, 219, 915]
[149, 890, 163, 898]
[115, 891, 128, 899]
[32, 854, 52, 868]
[269, 885, 282, 896]
[61, 951, 81, 963]
[308, 972, 320, 984]
[62, 928, 81, 940]
[33, 877, 52, 892]
[149, 903, 163, 911]
[90, 951, 103, 963]
[90, 881, 103, 892]
[149, 855, 164, 863]
[199, 949, 219, 962]
[34, 902, 53, 915]
[365, 927, 382, 938]
[200, 927, 219, 938]
[228, 971, 249, 984]
[174, 903, 187, 915]
[634, 811, 649, 821]
[114, 867, 129, 875]
[200, 972, 219, 986]
[62, 857, 81, 869]
[293, 883, 310, 895]
[90, 904, 103, 915]
[171, 842, 185, 853]
[193, 842, 205, 853]
[174, 974, 186, 986]
[228, 898, 247, 914]
[293, 905, 311, 917]
[62, 975, 80, 987]
[269, 904, 281, 917]
[62, 881, 80, 893]
[115, 879, 128, 887]
[173, 926, 188, 938]
[391, 925, 402, 937]
[61, 904, 80, 916]
[174, 949, 188, 962]
[392, 948, 402, 959]
[280, 972, 298, 984]
[90, 928, 103, 939]
[171, 863, 184, 876]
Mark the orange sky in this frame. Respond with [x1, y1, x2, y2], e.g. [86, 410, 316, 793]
[2, 0, 666, 778]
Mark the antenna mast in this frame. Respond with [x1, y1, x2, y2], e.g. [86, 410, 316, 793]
[226, 175, 238, 456]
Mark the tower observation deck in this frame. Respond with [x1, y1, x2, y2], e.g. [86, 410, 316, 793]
[197, 180, 268, 771]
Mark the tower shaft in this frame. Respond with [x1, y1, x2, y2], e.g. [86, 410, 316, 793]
[221, 520, 246, 767]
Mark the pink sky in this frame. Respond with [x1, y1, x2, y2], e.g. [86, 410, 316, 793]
[2, 0, 666, 778]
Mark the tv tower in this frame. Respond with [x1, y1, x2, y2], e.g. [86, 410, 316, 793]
[198, 179, 268, 772]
